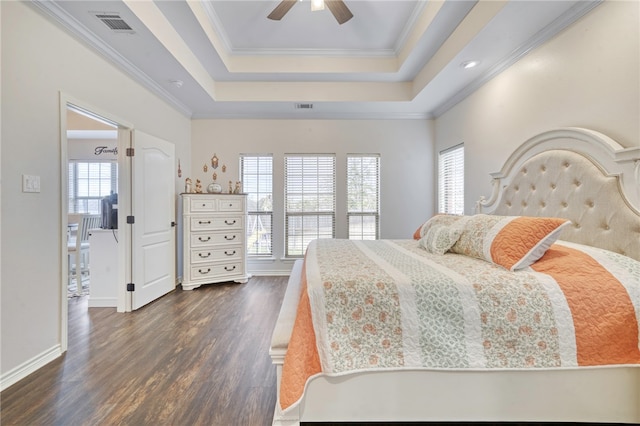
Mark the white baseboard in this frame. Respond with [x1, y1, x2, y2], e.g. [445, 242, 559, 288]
[249, 269, 292, 276]
[0, 344, 62, 391]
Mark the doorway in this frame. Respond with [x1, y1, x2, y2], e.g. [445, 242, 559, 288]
[65, 106, 118, 301]
[59, 94, 177, 352]
[59, 95, 132, 352]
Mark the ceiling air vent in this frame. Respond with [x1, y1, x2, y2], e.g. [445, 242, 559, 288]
[92, 12, 135, 34]
[295, 103, 314, 110]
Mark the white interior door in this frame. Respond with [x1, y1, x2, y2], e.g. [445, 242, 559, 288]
[131, 130, 176, 310]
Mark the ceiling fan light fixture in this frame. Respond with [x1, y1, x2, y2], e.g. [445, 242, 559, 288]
[311, 0, 325, 12]
[268, 0, 352, 24]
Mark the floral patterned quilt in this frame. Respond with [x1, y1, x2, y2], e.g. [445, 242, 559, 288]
[279, 239, 640, 411]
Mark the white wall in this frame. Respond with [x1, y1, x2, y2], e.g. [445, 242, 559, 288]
[190, 119, 435, 274]
[435, 0, 640, 214]
[0, 1, 191, 383]
[68, 138, 118, 161]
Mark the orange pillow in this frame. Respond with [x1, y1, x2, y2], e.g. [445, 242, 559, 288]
[413, 225, 423, 240]
[450, 214, 570, 270]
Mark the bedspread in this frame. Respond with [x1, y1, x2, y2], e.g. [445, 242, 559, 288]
[279, 239, 640, 411]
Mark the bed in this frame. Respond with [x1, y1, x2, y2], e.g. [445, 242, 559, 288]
[269, 127, 640, 425]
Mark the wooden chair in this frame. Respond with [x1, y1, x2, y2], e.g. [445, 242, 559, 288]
[68, 214, 101, 295]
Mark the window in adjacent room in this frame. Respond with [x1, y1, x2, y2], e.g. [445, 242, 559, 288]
[285, 154, 336, 257]
[68, 161, 117, 214]
[240, 154, 273, 256]
[347, 154, 380, 240]
[438, 144, 464, 215]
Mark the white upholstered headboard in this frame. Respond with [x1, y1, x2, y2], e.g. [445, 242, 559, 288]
[477, 128, 640, 261]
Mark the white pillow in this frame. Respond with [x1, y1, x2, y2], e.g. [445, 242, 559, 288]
[419, 224, 462, 255]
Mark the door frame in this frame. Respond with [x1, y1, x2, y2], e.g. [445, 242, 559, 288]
[59, 93, 133, 351]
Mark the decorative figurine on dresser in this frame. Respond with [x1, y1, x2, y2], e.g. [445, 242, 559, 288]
[181, 192, 249, 290]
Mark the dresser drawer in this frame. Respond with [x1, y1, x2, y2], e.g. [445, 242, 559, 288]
[190, 246, 243, 264]
[190, 231, 244, 247]
[219, 198, 244, 212]
[189, 198, 217, 213]
[190, 216, 243, 231]
[189, 262, 243, 282]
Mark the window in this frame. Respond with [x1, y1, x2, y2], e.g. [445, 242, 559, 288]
[240, 155, 273, 256]
[285, 155, 335, 257]
[347, 154, 380, 240]
[438, 144, 464, 215]
[68, 161, 117, 214]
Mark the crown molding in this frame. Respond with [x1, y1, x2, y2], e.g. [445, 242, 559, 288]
[432, 0, 602, 118]
[191, 111, 432, 120]
[229, 47, 396, 58]
[200, 0, 234, 55]
[200, 1, 396, 58]
[392, 1, 428, 55]
[28, 0, 193, 118]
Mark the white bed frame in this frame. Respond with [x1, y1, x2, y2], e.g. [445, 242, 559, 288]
[270, 128, 640, 425]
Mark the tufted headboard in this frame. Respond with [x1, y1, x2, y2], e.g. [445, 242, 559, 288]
[477, 128, 640, 261]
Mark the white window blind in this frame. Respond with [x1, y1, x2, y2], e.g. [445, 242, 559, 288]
[347, 154, 380, 240]
[240, 154, 273, 256]
[68, 161, 117, 214]
[285, 154, 336, 257]
[438, 144, 464, 215]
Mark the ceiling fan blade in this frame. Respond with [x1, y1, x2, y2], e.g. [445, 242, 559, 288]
[267, 0, 297, 21]
[325, 0, 353, 25]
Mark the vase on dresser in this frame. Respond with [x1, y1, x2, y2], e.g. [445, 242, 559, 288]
[181, 193, 249, 290]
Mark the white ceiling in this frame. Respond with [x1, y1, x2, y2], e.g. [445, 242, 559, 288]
[33, 0, 600, 119]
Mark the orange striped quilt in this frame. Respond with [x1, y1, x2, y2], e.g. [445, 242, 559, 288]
[279, 239, 640, 412]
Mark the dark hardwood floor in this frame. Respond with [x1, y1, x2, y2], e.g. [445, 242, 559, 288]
[0, 276, 289, 426]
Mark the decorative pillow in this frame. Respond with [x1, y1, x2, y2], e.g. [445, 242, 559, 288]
[412, 225, 423, 240]
[413, 214, 464, 240]
[419, 224, 462, 255]
[450, 214, 570, 270]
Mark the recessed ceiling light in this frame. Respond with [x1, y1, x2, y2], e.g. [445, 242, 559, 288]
[169, 79, 183, 88]
[461, 60, 479, 69]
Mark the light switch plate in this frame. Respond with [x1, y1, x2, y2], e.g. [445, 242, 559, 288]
[23, 174, 41, 193]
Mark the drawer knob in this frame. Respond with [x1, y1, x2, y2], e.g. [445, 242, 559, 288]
[225, 220, 236, 225]
[198, 236, 211, 242]
[224, 250, 236, 256]
[224, 266, 236, 272]
[199, 220, 212, 225]
[198, 268, 211, 274]
[199, 252, 211, 258]
[224, 235, 236, 241]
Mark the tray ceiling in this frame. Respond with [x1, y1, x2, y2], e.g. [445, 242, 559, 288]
[32, 0, 600, 119]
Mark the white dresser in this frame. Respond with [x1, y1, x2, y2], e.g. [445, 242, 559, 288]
[181, 193, 249, 290]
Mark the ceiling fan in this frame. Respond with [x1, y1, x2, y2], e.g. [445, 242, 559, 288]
[268, 0, 354, 25]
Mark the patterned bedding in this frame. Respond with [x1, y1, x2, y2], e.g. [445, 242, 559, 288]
[279, 238, 640, 412]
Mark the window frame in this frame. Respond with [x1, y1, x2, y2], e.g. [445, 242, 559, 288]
[284, 154, 336, 258]
[438, 143, 464, 215]
[240, 154, 274, 257]
[68, 160, 117, 214]
[347, 154, 380, 240]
